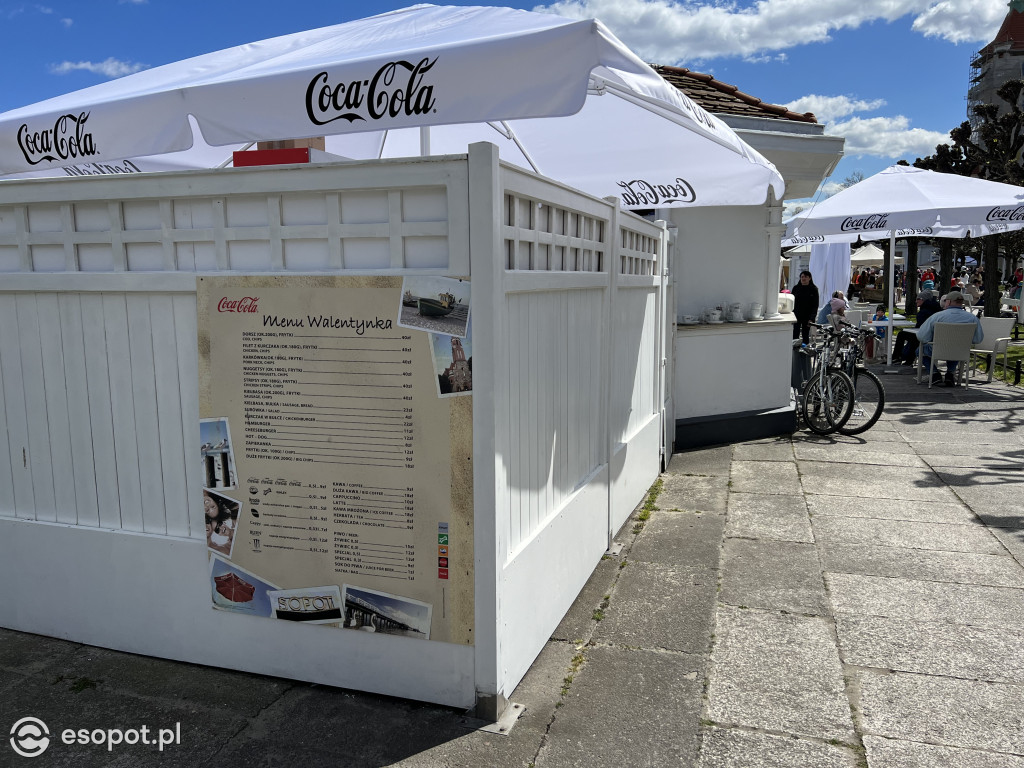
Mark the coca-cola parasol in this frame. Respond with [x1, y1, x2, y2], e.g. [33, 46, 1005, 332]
[785, 165, 1024, 240]
[784, 164, 1024, 364]
[0, 4, 783, 208]
[214, 572, 255, 603]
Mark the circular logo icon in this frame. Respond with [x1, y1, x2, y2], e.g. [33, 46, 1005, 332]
[10, 717, 50, 758]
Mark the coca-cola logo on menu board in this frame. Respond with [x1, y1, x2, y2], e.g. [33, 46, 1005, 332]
[305, 57, 438, 126]
[218, 297, 259, 313]
[616, 177, 697, 206]
[840, 213, 889, 232]
[986, 205, 1024, 222]
[17, 112, 98, 166]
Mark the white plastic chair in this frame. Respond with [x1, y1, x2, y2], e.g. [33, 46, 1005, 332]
[916, 322, 978, 388]
[970, 316, 1016, 382]
[844, 310, 865, 328]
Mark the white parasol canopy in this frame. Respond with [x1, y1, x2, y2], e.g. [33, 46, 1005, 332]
[0, 4, 783, 207]
[785, 165, 1024, 239]
[784, 164, 1024, 365]
[850, 243, 904, 267]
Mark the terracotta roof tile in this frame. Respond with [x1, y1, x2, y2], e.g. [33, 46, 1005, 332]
[652, 64, 818, 124]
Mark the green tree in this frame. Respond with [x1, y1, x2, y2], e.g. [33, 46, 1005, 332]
[913, 80, 1024, 314]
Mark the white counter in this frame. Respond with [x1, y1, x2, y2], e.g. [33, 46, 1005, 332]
[674, 314, 794, 422]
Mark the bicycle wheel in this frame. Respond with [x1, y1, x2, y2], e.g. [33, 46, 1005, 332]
[837, 368, 885, 435]
[801, 369, 854, 435]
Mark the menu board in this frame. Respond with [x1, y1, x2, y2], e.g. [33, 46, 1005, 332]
[197, 276, 473, 645]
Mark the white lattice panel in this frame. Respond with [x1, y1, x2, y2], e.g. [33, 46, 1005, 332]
[0, 159, 469, 275]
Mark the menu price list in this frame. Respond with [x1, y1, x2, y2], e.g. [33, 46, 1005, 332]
[239, 330, 416, 471]
[246, 477, 416, 580]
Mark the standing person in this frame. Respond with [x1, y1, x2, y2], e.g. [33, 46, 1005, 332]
[791, 270, 819, 344]
[918, 291, 984, 386]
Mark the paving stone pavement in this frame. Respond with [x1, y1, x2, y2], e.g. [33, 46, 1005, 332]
[2, 367, 1023, 767]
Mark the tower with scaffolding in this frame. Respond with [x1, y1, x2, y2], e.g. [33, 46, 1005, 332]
[968, 0, 1024, 131]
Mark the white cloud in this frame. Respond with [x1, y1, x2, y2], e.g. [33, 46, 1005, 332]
[830, 115, 951, 157]
[783, 95, 886, 123]
[912, 0, 1007, 42]
[60, 17, 71, 27]
[51, 57, 147, 78]
[534, 0, 1007, 61]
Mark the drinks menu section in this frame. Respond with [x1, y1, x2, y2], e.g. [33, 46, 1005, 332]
[198, 276, 473, 645]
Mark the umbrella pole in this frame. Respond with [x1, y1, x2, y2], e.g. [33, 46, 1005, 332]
[883, 232, 899, 372]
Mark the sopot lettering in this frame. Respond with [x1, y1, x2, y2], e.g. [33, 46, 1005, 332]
[986, 205, 1024, 222]
[306, 58, 437, 126]
[17, 112, 97, 166]
[840, 213, 889, 232]
[217, 296, 259, 313]
[280, 595, 336, 612]
[616, 177, 697, 206]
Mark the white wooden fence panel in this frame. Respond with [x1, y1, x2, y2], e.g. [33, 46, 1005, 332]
[15, 294, 58, 521]
[150, 294, 190, 538]
[504, 287, 606, 554]
[59, 293, 101, 527]
[125, 295, 167, 535]
[0, 149, 671, 712]
[36, 293, 75, 523]
[81, 293, 122, 529]
[613, 285, 660, 444]
[173, 294, 203, 538]
[103, 294, 143, 532]
[0, 295, 35, 517]
[0, 311, 13, 515]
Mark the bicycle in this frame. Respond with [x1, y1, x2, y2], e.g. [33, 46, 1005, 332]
[797, 323, 855, 435]
[830, 324, 886, 435]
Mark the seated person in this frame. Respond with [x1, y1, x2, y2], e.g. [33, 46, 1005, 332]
[871, 304, 888, 336]
[866, 304, 888, 356]
[965, 279, 982, 306]
[892, 290, 940, 366]
[816, 291, 849, 325]
[917, 291, 984, 386]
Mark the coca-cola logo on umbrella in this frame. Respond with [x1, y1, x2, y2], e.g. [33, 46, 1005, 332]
[16, 112, 98, 166]
[787, 235, 825, 244]
[218, 297, 259, 313]
[616, 177, 697, 207]
[305, 57, 438, 126]
[986, 205, 1024, 222]
[840, 213, 889, 232]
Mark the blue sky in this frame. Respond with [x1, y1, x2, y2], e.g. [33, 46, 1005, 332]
[0, 0, 1011, 203]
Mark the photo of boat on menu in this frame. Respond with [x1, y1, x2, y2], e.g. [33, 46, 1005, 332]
[398, 276, 470, 338]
